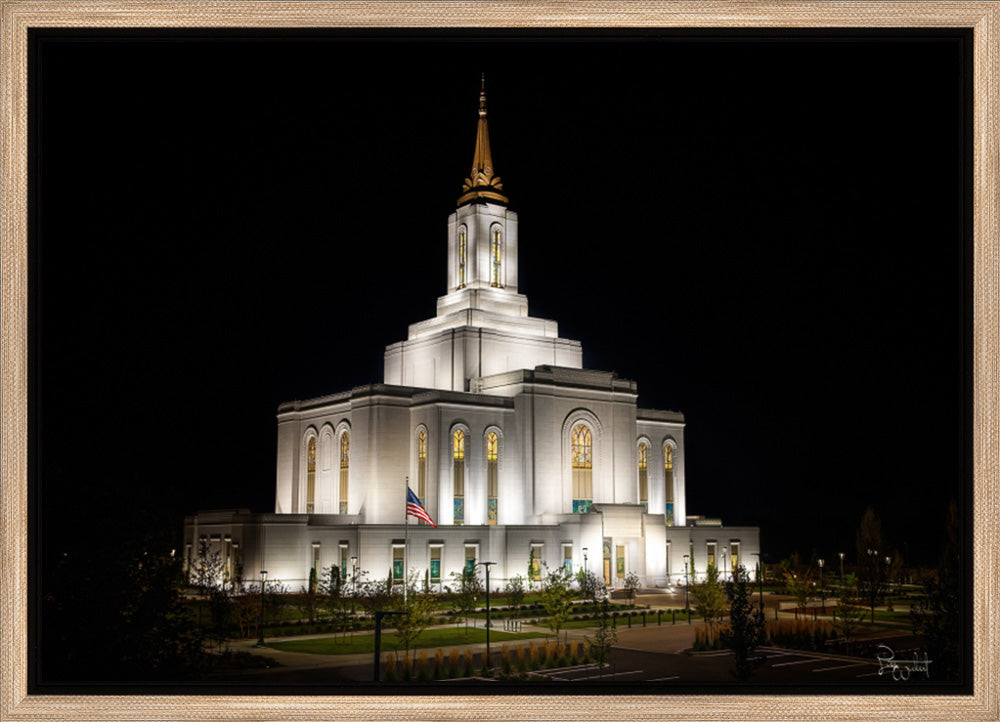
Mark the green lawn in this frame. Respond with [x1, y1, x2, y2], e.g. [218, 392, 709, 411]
[267, 627, 545, 655]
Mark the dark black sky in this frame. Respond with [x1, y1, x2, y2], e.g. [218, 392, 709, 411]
[34, 32, 968, 571]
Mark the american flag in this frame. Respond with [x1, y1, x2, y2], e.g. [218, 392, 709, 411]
[406, 487, 436, 527]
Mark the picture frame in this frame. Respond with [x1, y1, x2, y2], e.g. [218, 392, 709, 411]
[2, 2, 997, 720]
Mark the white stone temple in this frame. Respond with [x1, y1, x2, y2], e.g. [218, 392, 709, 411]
[183, 80, 760, 592]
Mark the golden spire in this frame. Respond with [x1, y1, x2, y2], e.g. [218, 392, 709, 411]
[458, 74, 509, 206]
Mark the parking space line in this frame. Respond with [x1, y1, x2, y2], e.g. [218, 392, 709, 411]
[771, 657, 823, 667]
[812, 663, 869, 672]
[856, 672, 881, 678]
[648, 676, 680, 681]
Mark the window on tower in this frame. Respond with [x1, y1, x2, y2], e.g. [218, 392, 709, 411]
[417, 429, 427, 524]
[339, 431, 349, 514]
[490, 225, 502, 287]
[664, 444, 674, 526]
[486, 431, 499, 525]
[571, 424, 592, 513]
[638, 442, 648, 512]
[458, 226, 467, 289]
[453, 429, 465, 524]
[306, 436, 316, 513]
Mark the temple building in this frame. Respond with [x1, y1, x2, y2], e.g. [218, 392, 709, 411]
[183, 81, 760, 592]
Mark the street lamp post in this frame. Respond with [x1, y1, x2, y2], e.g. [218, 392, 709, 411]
[583, 547, 588, 575]
[350, 556, 358, 613]
[838, 551, 845, 586]
[817, 558, 825, 612]
[885, 556, 893, 610]
[477, 561, 496, 671]
[751, 552, 764, 615]
[255, 570, 268, 647]
[867, 548, 877, 623]
[683, 554, 690, 611]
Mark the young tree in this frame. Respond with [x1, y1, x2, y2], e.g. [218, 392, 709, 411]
[451, 567, 483, 631]
[585, 595, 617, 668]
[720, 565, 766, 680]
[504, 574, 526, 614]
[690, 564, 726, 646]
[911, 501, 961, 680]
[576, 569, 603, 603]
[856, 507, 888, 622]
[540, 566, 573, 638]
[394, 589, 436, 660]
[623, 571, 640, 607]
[784, 567, 814, 610]
[831, 573, 867, 656]
[317, 563, 342, 619]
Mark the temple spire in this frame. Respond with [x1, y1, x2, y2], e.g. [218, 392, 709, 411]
[458, 74, 509, 206]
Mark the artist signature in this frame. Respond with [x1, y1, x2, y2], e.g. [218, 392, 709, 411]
[876, 644, 932, 680]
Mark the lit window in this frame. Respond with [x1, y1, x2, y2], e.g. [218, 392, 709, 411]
[306, 436, 316, 513]
[707, 542, 717, 571]
[638, 442, 648, 512]
[392, 546, 404, 584]
[490, 226, 502, 287]
[339, 432, 349, 514]
[664, 445, 674, 526]
[487, 431, 499, 525]
[730, 543, 739, 575]
[571, 424, 592, 513]
[453, 429, 465, 524]
[465, 545, 476, 573]
[417, 429, 427, 524]
[603, 542, 612, 586]
[530, 545, 542, 582]
[616, 545, 625, 579]
[430, 545, 441, 583]
[562, 544, 573, 576]
[458, 226, 467, 289]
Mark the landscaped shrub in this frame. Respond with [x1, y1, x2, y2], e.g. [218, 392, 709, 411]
[500, 644, 512, 674]
[528, 642, 540, 669]
[462, 649, 474, 677]
[448, 648, 460, 677]
[400, 653, 413, 680]
[569, 640, 579, 664]
[384, 652, 398, 681]
[433, 648, 444, 679]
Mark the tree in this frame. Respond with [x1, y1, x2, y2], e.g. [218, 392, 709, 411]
[394, 589, 436, 660]
[623, 571, 640, 607]
[451, 566, 482, 631]
[831, 573, 866, 655]
[783, 567, 814, 610]
[504, 574, 526, 613]
[317, 563, 342, 619]
[690, 564, 726, 646]
[585, 595, 617, 667]
[911, 500, 961, 680]
[720, 565, 766, 680]
[856, 507, 888, 623]
[576, 569, 603, 603]
[540, 565, 574, 638]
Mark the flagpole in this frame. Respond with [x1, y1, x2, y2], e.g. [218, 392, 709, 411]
[404, 475, 409, 604]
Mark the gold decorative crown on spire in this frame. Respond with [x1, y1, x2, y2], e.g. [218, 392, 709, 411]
[458, 74, 509, 206]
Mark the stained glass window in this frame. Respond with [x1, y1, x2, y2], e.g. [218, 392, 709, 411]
[707, 542, 717, 570]
[731, 543, 739, 575]
[603, 542, 612, 586]
[458, 226, 467, 289]
[664, 444, 674, 526]
[487, 431, 498, 525]
[430, 546, 441, 583]
[530, 545, 542, 582]
[465, 545, 476, 573]
[616, 545, 625, 579]
[490, 226, 502, 287]
[571, 424, 592, 513]
[392, 546, 404, 584]
[306, 436, 316, 514]
[339, 432, 349, 514]
[453, 429, 465, 524]
[417, 429, 427, 524]
[638, 442, 648, 512]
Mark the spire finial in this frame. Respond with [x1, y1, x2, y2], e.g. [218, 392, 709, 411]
[458, 74, 508, 206]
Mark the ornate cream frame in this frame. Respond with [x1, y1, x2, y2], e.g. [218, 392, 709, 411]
[2, 3, 997, 720]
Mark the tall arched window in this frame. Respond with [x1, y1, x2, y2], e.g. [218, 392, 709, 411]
[417, 429, 427, 525]
[457, 226, 467, 289]
[453, 429, 465, 524]
[664, 444, 674, 526]
[306, 437, 316, 513]
[490, 226, 502, 287]
[486, 431, 499, 525]
[571, 424, 593, 513]
[339, 432, 350, 514]
[637, 442, 648, 512]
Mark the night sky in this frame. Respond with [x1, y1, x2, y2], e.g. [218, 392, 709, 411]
[33, 32, 968, 575]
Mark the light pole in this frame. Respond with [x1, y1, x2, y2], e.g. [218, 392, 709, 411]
[885, 555, 893, 609]
[350, 556, 358, 613]
[477, 561, 496, 671]
[683, 554, 690, 611]
[838, 551, 845, 586]
[751, 552, 764, 615]
[255, 570, 268, 647]
[867, 548, 877, 623]
[583, 547, 588, 575]
[721, 549, 727, 582]
[817, 558, 825, 612]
